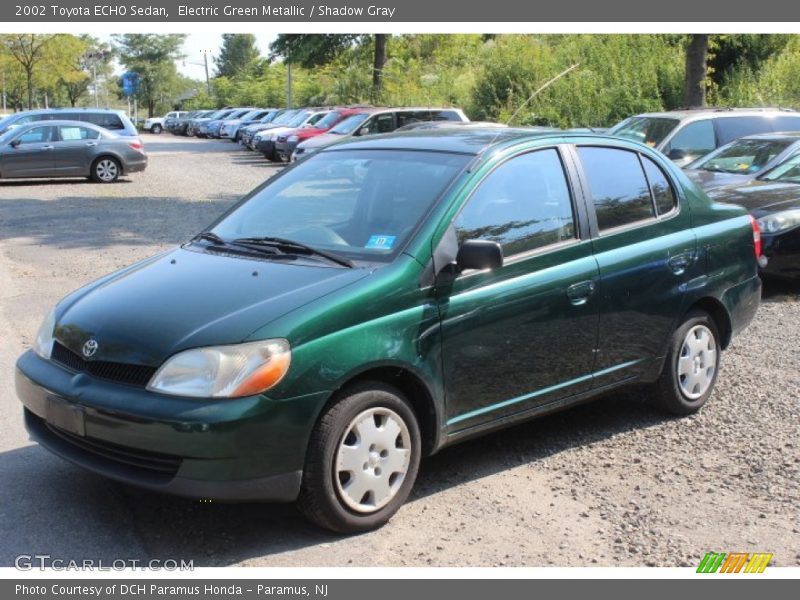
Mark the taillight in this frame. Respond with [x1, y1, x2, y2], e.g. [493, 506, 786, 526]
[750, 215, 762, 258]
[128, 139, 143, 151]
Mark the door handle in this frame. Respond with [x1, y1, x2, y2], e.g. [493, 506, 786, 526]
[40, 145, 54, 150]
[566, 280, 596, 306]
[668, 251, 696, 275]
[85, 142, 98, 147]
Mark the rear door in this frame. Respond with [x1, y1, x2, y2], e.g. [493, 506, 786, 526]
[52, 124, 101, 175]
[2, 125, 57, 177]
[571, 145, 696, 387]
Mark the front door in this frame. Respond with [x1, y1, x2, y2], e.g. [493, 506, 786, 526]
[437, 148, 600, 432]
[2, 125, 57, 178]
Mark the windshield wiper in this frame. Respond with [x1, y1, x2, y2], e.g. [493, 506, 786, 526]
[233, 236, 354, 268]
[194, 231, 227, 245]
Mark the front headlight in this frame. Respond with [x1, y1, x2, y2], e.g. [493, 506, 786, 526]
[33, 308, 56, 360]
[758, 209, 800, 234]
[288, 135, 299, 143]
[147, 339, 291, 398]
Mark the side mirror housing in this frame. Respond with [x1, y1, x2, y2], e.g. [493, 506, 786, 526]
[667, 147, 687, 161]
[9, 139, 21, 148]
[357, 127, 370, 136]
[456, 240, 504, 272]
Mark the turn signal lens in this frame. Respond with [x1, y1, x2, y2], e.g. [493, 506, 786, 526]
[750, 215, 762, 258]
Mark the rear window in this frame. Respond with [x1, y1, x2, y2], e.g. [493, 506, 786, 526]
[430, 110, 464, 122]
[772, 115, 800, 133]
[578, 147, 656, 231]
[715, 116, 777, 145]
[83, 112, 125, 130]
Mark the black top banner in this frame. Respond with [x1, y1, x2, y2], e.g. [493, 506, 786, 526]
[4, 0, 800, 22]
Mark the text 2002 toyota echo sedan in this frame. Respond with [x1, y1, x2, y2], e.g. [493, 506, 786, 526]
[16, 129, 762, 532]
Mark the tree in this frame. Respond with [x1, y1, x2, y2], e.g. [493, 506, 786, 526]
[270, 34, 390, 99]
[216, 34, 260, 78]
[683, 34, 710, 107]
[112, 34, 187, 117]
[0, 34, 57, 108]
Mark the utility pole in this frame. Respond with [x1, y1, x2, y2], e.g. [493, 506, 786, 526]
[200, 49, 212, 95]
[84, 50, 110, 108]
[287, 63, 293, 108]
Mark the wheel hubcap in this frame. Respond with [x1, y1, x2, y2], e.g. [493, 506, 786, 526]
[334, 407, 411, 513]
[677, 324, 717, 400]
[96, 160, 117, 181]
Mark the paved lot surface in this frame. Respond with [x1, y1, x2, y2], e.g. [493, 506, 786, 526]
[0, 134, 798, 568]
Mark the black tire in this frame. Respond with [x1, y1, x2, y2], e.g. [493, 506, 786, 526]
[298, 381, 422, 533]
[150, 124, 162, 134]
[650, 309, 721, 415]
[90, 156, 121, 183]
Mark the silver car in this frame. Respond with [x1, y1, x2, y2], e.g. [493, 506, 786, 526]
[0, 120, 147, 183]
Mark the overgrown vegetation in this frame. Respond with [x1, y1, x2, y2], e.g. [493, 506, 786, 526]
[4, 34, 800, 126]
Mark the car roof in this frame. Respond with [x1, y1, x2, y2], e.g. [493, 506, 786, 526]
[15, 119, 108, 130]
[19, 108, 123, 115]
[324, 127, 594, 155]
[626, 108, 799, 121]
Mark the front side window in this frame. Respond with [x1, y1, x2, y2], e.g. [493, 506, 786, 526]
[761, 153, 800, 184]
[665, 120, 716, 159]
[453, 149, 576, 257]
[364, 114, 395, 135]
[15, 125, 55, 144]
[578, 147, 655, 231]
[211, 150, 469, 262]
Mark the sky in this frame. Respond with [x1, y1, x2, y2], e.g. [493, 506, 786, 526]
[96, 33, 277, 81]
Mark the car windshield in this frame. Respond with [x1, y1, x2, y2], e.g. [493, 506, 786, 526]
[287, 111, 312, 127]
[260, 111, 279, 123]
[609, 116, 680, 147]
[691, 139, 793, 174]
[311, 111, 343, 130]
[272, 111, 299, 125]
[760, 153, 800, 183]
[329, 113, 370, 135]
[209, 149, 470, 262]
[237, 110, 262, 121]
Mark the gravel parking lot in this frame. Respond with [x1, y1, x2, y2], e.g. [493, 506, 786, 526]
[0, 134, 797, 567]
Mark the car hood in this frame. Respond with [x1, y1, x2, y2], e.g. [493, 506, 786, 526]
[53, 247, 370, 367]
[298, 132, 348, 151]
[255, 126, 292, 138]
[708, 179, 800, 214]
[684, 169, 753, 191]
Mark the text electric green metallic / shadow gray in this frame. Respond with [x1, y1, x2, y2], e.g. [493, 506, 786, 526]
[16, 129, 762, 532]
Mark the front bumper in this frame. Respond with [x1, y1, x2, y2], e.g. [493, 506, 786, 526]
[255, 139, 276, 157]
[15, 350, 326, 502]
[760, 230, 800, 280]
[275, 140, 298, 162]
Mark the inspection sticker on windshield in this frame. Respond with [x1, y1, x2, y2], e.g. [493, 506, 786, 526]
[365, 235, 397, 250]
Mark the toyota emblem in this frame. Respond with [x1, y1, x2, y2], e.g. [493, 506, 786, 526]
[82, 339, 99, 358]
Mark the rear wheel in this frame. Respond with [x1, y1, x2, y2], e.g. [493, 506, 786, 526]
[91, 157, 120, 183]
[150, 124, 162, 134]
[298, 382, 421, 533]
[650, 309, 721, 415]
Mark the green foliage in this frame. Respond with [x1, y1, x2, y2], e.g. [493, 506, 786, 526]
[270, 34, 360, 68]
[216, 34, 260, 78]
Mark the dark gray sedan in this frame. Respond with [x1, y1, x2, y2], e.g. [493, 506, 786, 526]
[0, 120, 147, 183]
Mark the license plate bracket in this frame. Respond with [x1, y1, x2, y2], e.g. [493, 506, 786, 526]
[45, 396, 86, 437]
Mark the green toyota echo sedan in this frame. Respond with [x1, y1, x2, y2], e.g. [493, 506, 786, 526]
[16, 129, 762, 532]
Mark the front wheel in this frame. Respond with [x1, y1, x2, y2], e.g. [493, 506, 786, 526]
[91, 157, 121, 183]
[649, 309, 721, 415]
[150, 124, 162, 134]
[298, 382, 422, 533]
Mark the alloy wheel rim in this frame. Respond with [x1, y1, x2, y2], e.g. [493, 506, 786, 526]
[96, 160, 117, 182]
[677, 324, 717, 400]
[334, 407, 411, 513]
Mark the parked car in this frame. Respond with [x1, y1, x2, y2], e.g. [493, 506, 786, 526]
[0, 120, 146, 183]
[144, 111, 187, 134]
[274, 107, 376, 162]
[187, 108, 234, 137]
[0, 108, 139, 138]
[16, 129, 761, 533]
[708, 153, 800, 280]
[253, 109, 332, 159]
[685, 132, 800, 191]
[292, 107, 469, 161]
[240, 109, 299, 150]
[205, 108, 256, 139]
[395, 120, 507, 132]
[608, 108, 800, 166]
[220, 109, 274, 141]
[171, 110, 213, 136]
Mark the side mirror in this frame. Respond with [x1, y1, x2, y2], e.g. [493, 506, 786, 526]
[456, 240, 503, 272]
[9, 139, 21, 148]
[667, 147, 687, 161]
[357, 127, 370, 136]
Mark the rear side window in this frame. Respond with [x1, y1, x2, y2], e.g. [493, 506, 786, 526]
[771, 115, 800, 132]
[83, 113, 125, 130]
[577, 147, 655, 231]
[715, 116, 776, 145]
[454, 148, 576, 256]
[396, 111, 430, 128]
[641, 156, 677, 216]
[666, 120, 716, 158]
[58, 125, 100, 141]
[431, 110, 463, 122]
